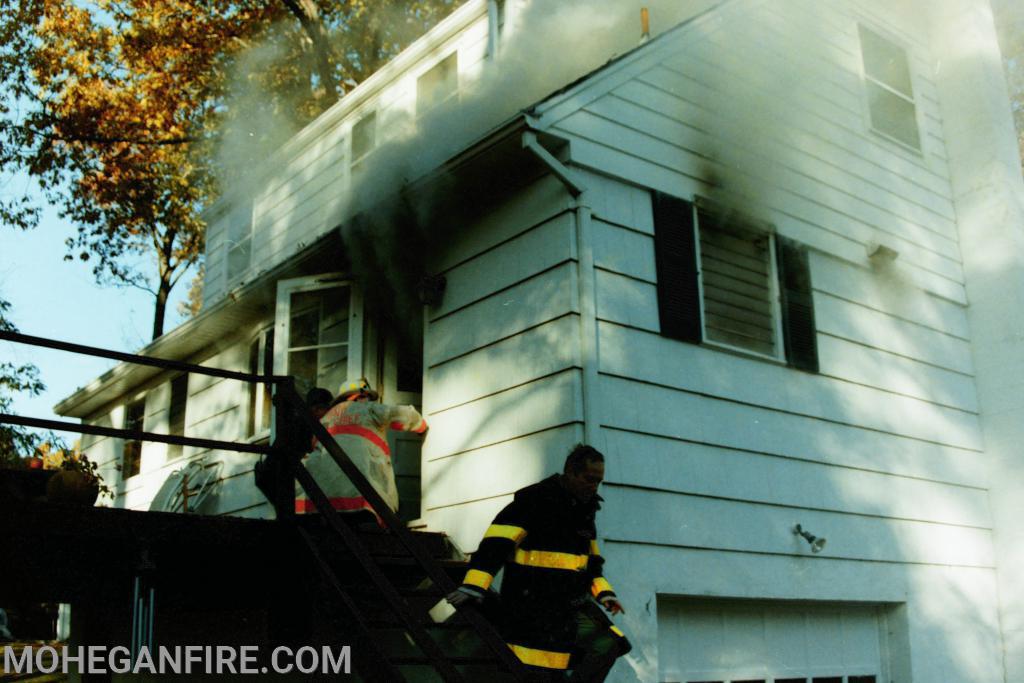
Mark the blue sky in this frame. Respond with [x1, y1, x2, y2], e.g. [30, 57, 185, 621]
[1, 195, 192, 438]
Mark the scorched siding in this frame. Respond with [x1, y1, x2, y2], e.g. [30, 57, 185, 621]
[421, 173, 586, 552]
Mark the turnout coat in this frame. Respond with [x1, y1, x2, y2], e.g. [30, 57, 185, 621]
[460, 475, 629, 671]
[296, 399, 427, 517]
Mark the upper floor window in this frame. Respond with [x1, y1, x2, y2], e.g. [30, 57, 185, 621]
[122, 398, 145, 478]
[352, 110, 377, 165]
[652, 192, 818, 372]
[225, 200, 254, 283]
[417, 52, 458, 114]
[858, 25, 920, 151]
[275, 275, 363, 398]
[697, 209, 782, 359]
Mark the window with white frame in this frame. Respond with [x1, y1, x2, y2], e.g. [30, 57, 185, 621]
[696, 208, 782, 359]
[352, 110, 377, 165]
[225, 200, 255, 283]
[858, 24, 920, 151]
[275, 275, 362, 398]
[416, 52, 458, 114]
[653, 193, 818, 372]
[121, 398, 145, 478]
[246, 327, 274, 438]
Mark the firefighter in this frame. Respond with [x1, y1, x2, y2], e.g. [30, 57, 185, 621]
[295, 378, 427, 523]
[448, 444, 631, 681]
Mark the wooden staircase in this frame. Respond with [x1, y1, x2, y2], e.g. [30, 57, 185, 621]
[297, 520, 534, 682]
[273, 381, 538, 683]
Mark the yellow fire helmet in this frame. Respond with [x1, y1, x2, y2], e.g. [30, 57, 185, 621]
[337, 378, 379, 402]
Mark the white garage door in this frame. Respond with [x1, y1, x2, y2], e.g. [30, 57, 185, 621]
[658, 599, 889, 683]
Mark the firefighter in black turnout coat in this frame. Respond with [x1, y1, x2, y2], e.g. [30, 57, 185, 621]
[448, 444, 631, 681]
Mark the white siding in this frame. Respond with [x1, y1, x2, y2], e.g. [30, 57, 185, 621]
[86, 332, 273, 518]
[541, 0, 966, 305]
[502, 10, 994, 645]
[203, 2, 493, 306]
[66, 0, 1019, 680]
[421, 174, 584, 548]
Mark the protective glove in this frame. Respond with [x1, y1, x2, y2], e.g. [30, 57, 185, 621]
[600, 596, 625, 615]
[446, 586, 485, 608]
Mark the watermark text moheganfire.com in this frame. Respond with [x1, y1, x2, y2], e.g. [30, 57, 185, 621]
[3, 645, 351, 676]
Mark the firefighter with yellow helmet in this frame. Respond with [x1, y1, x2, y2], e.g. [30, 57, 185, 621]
[296, 378, 427, 522]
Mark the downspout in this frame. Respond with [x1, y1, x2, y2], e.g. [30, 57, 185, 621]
[486, 0, 500, 60]
[522, 131, 600, 447]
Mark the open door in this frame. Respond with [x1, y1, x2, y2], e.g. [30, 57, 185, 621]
[274, 274, 363, 398]
[379, 310, 425, 524]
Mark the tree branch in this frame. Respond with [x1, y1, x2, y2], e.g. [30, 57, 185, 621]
[20, 122, 199, 146]
[280, 0, 339, 102]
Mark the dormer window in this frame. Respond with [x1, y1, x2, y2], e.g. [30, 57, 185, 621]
[225, 200, 254, 283]
[417, 52, 458, 114]
[351, 110, 377, 180]
[352, 110, 377, 164]
[859, 25, 920, 151]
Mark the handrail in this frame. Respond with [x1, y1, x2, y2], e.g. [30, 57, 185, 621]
[0, 413, 269, 455]
[291, 462, 456, 682]
[0, 330, 287, 384]
[278, 382, 532, 680]
[0, 330, 277, 454]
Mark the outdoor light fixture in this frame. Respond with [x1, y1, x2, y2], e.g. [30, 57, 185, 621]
[417, 274, 447, 306]
[793, 523, 827, 553]
[868, 242, 899, 266]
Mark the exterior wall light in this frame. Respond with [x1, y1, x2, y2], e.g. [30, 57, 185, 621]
[868, 242, 899, 266]
[793, 523, 827, 553]
[417, 274, 447, 306]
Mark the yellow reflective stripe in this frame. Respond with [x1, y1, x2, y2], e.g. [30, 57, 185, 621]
[591, 577, 614, 598]
[589, 539, 600, 555]
[463, 569, 494, 590]
[484, 524, 528, 544]
[508, 644, 571, 669]
[514, 548, 588, 571]
[610, 626, 625, 638]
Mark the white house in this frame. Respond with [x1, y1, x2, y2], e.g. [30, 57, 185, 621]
[56, 0, 1024, 680]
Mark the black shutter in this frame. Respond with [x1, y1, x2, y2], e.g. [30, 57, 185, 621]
[652, 191, 702, 343]
[776, 236, 819, 372]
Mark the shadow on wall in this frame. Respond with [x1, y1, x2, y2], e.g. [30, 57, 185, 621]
[585, 1, 999, 680]
[195, 0, 1007, 678]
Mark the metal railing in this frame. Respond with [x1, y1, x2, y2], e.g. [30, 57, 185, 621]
[0, 329, 280, 457]
[0, 328, 533, 681]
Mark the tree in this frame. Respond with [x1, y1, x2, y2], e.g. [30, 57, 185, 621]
[0, 297, 45, 464]
[2, 0, 458, 340]
[0, 1, 44, 233]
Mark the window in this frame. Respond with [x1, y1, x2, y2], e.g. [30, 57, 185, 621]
[225, 201, 254, 283]
[652, 192, 818, 372]
[697, 210, 781, 358]
[858, 25, 920, 150]
[122, 399, 145, 478]
[166, 374, 188, 461]
[275, 275, 362, 398]
[247, 328, 275, 437]
[351, 110, 377, 164]
[486, 0, 506, 59]
[416, 53, 458, 114]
